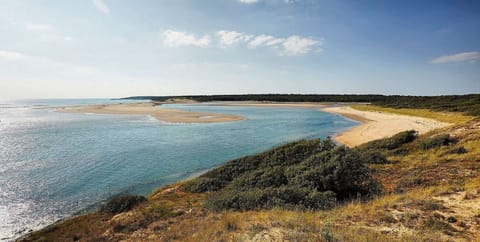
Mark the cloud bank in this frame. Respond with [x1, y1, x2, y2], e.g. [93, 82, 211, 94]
[162, 29, 321, 56]
[431, 51, 480, 64]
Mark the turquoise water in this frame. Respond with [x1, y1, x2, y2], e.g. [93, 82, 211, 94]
[0, 99, 358, 241]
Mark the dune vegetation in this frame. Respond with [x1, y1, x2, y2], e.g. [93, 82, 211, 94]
[20, 105, 480, 242]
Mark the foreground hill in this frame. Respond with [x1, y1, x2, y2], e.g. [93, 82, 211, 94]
[21, 107, 480, 242]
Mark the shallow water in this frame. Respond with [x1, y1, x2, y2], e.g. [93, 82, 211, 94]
[0, 99, 358, 241]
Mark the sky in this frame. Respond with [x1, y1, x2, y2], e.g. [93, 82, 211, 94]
[0, 0, 479, 99]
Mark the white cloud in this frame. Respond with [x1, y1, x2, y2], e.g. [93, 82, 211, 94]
[92, 0, 110, 14]
[281, 35, 320, 55]
[217, 31, 252, 47]
[248, 34, 275, 48]
[247, 35, 289, 49]
[0, 50, 29, 61]
[431, 51, 480, 64]
[162, 29, 321, 56]
[238, 0, 259, 3]
[25, 23, 54, 32]
[163, 30, 211, 48]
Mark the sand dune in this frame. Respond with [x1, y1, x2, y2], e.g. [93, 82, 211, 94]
[57, 102, 245, 123]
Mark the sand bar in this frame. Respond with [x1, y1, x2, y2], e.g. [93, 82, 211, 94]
[58, 102, 245, 123]
[211, 101, 451, 147]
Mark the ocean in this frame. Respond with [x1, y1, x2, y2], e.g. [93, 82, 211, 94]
[0, 99, 358, 241]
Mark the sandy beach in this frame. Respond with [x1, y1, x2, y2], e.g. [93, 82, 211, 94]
[58, 102, 245, 123]
[210, 101, 450, 147]
[321, 106, 450, 147]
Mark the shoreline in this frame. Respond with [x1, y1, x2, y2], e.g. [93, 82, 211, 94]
[58, 100, 451, 147]
[205, 101, 450, 147]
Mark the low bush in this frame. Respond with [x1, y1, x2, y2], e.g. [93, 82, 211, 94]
[443, 146, 468, 155]
[419, 134, 456, 150]
[184, 139, 333, 193]
[392, 148, 409, 156]
[100, 194, 147, 214]
[205, 187, 337, 211]
[354, 130, 417, 164]
[357, 130, 418, 151]
[358, 149, 389, 164]
[185, 138, 381, 211]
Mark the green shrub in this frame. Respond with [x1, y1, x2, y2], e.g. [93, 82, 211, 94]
[182, 177, 228, 193]
[186, 138, 381, 211]
[354, 130, 417, 164]
[419, 134, 456, 150]
[443, 146, 467, 155]
[391, 148, 409, 156]
[100, 194, 147, 214]
[358, 149, 389, 164]
[358, 130, 418, 151]
[185, 139, 331, 193]
[205, 187, 337, 211]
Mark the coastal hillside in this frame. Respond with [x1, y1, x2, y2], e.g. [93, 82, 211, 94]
[21, 107, 480, 242]
[4, 0, 480, 241]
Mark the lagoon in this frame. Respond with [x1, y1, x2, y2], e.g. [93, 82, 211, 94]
[0, 99, 357, 241]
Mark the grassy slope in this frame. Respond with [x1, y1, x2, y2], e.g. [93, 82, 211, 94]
[21, 110, 480, 242]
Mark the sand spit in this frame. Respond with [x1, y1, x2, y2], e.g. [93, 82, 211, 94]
[57, 102, 245, 123]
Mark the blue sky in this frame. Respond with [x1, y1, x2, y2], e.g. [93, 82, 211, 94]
[0, 0, 479, 98]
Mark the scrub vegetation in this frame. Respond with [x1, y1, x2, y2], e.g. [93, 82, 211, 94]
[184, 138, 381, 211]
